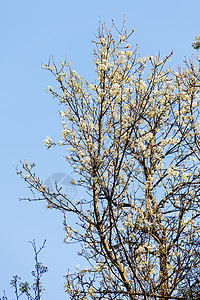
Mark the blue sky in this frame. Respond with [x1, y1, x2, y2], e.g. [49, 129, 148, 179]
[1, 0, 200, 299]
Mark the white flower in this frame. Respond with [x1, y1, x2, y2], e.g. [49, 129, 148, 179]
[125, 50, 133, 58]
[47, 86, 53, 92]
[43, 136, 51, 148]
[196, 54, 200, 61]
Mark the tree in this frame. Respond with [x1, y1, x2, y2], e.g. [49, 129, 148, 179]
[17, 20, 200, 299]
[1, 240, 48, 300]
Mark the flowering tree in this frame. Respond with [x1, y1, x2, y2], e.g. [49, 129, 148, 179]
[1, 240, 48, 300]
[18, 21, 200, 299]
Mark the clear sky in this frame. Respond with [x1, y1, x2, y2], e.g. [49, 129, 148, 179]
[1, 0, 200, 299]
